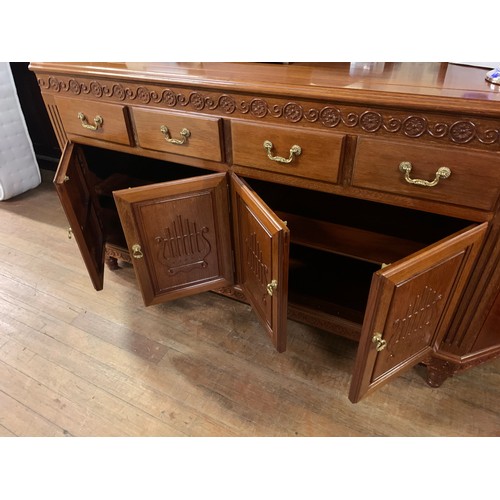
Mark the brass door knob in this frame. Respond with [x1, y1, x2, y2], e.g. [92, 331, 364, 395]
[267, 279, 278, 296]
[372, 333, 387, 352]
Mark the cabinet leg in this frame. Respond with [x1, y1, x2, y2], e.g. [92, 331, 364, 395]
[424, 364, 452, 388]
[105, 255, 120, 270]
[423, 356, 461, 387]
[104, 244, 132, 271]
[424, 347, 500, 388]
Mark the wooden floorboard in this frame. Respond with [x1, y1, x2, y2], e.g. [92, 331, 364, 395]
[0, 176, 499, 437]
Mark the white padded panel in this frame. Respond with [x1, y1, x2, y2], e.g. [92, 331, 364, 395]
[0, 62, 41, 200]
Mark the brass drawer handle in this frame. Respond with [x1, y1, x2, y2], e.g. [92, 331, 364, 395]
[372, 333, 387, 352]
[131, 244, 144, 259]
[263, 140, 301, 164]
[160, 125, 191, 145]
[399, 161, 451, 187]
[77, 112, 103, 131]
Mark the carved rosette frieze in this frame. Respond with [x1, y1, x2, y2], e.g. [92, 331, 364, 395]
[37, 75, 500, 147]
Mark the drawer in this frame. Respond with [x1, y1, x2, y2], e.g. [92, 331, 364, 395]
[231, 120, 344, 184]
[352, 137, 500, 211]
[54, 96, 132, 145]
[132, 108, 223, 162]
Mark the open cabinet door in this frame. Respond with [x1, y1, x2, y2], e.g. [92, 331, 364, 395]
[54, 142, 105, 290]
[349, 223, 487, 403]
[231, 174, 290, 352]
[113, 173, 234, 306]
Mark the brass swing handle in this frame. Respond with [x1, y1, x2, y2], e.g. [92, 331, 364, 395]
[372, 333, 387, 352]
[399, 161, 451, 187]
[160, 125, 191, 145]
[131, 244, 144, 259]
[267, 279, 278, 296]
[77, 112, 103, 131]
[263, 140, 301, 164]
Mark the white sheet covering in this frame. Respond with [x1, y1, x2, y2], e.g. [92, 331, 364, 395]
[0, 62, 41, 200]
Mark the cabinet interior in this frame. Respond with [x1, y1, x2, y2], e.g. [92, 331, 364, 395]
[81, 145, 475, 340]
[83, 145, 213, 252]
[245, 178, 474, 334]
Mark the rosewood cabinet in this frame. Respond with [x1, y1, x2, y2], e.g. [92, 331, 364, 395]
[30, 62, 500, 402]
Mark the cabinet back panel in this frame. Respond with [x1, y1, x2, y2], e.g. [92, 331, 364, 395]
[289, 245, 375, 324]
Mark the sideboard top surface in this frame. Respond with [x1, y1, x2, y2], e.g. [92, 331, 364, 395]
[29, 62, 500, 116]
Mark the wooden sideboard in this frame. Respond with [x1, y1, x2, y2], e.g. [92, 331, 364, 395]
[29, 62, 500, 402]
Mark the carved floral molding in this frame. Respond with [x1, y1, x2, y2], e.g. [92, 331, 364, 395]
[38, 76, 500, 146]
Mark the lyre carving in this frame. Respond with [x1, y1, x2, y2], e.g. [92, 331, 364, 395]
[387, 285, 443, 357]
[245, 232, 269, 302]
[155, 215, 211, 275]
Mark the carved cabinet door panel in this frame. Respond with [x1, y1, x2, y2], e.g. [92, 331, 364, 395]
[113, 173, 234, 306]
[231, 174, 290, 352]
[54, 142, 105, 290]
[349, 223, 487, 403]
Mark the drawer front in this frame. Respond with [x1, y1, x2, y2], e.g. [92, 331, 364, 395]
[54, 96, 132, 145]
[352, 138, 500, 211]
[132, 108, 223, 162]
[231, 121, 344, 184]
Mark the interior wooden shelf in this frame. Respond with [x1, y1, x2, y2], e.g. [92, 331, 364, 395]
[288, 246, 375, 325]
[276, 210, 425, 265]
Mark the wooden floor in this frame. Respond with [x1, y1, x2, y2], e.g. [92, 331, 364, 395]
[0, 174, 499, 437]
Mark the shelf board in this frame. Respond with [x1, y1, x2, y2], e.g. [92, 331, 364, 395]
[277, 210, 425, 265]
